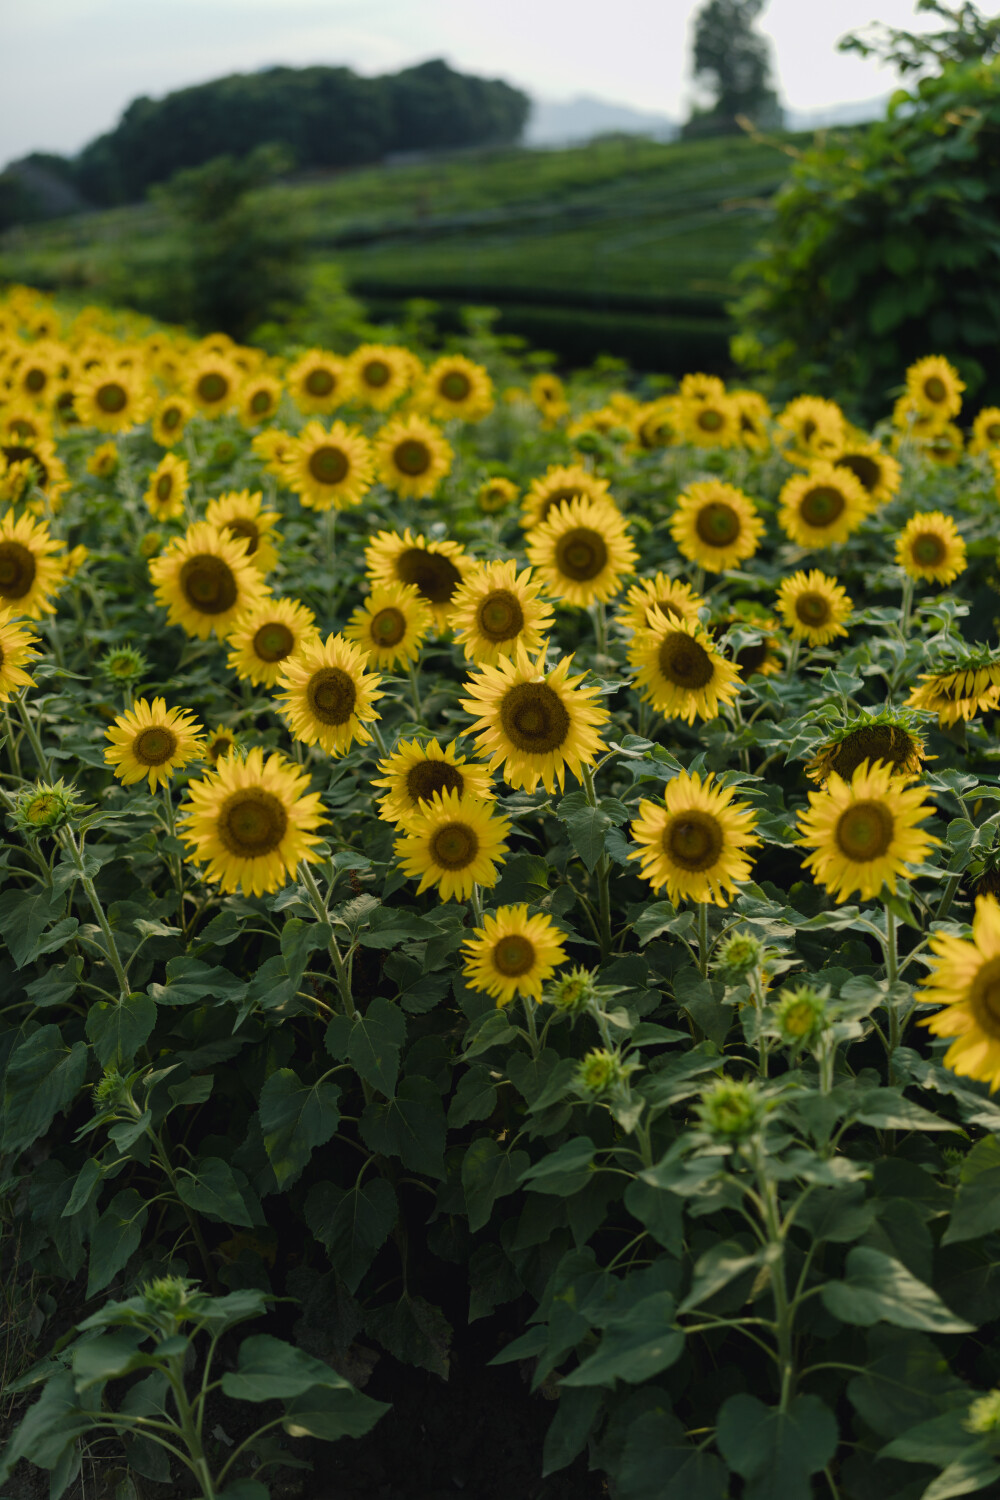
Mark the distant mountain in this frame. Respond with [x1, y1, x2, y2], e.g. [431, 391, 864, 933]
[785, 96, 890, 131]
[524, 95, 677, 147]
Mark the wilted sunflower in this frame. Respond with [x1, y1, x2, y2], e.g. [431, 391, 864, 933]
[906, 651, 1000, 726]
[144, 453, 189, 522]
[919, 897, 1000, 1091]
[775, 570, 853, 646]
[526, 495, 637, 607]
[829, 438, 900, 508]
[807, 711, 928, 785]
[461, 644, 609, 794]
[775, 395, 846, 461]
[206, 724, 238, 763]
[349, 343, 414, 410]
[373, 737, 494, 827]
[364, 529, 471, 629]
[186, 355, 239, 417]
[287, 349, 353, 414]
[520, 463, 612, 530]
[628, 611, 741, 724]
[477, 476, 519, 514]
[0, 510, 65, 619]
[238, 373, 283, 428]
[344, 581, 432, 669]
[179, 747, 326, 897]
[896, 511, 966, 585]
[778, 462, 870, 549]
[421, 355, 494, 423]
[394, 789, 509, 902]
[681, 390, 740, 448]
[104, 697, 205, 791]
[629, 769, 760, 906]
[87, 441, 119, 480]
[450, 560, 554, 666]
[0, 607, 40, 701]
[462, 905, 568, 1005]
[205, 490, 280, 574]
[226, 596, 318, 688]
[617, 573, 705, 635]
[374, 414, 453, 500]
[151, 395, 193, 448]
[905, 354, 964, 422]
[797, 760, 939, 903]
[970, 407, 1000, 455]
[149, 522, 267, 640]
[631, 397, 682, 450]
[670, 481, 764, 573]
[74, 366, 148, 433]
[275, 633, 383, 757]
[282, 420, 374, 512]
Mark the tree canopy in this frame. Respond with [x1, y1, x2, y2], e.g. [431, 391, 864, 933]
[684, 0, 783, 135]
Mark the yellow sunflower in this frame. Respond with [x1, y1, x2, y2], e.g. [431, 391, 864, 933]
[477, 476, 519, 514]
[529, 372, 569, 425]
[778, 462, 870, 549]
[364, 529, 471, 629]
[394, 789, 509, 902]
[104, 698, 205, 791]
[238, 373, 283, 429]
[149, 522, 267, 640]
[891, 396, 941, 441]
[179, 747, 327, 897]
[0, 511, 64, 619]
[283, 419, 374, 512]
[462, 905, 568, 1005]
[896, 511, 966, 585]
[807, 714, 928, 785]
[275, 633, 383, 757]
[1, 403, 52, 445]
[349, 343, 414, 410]
[520, 463, 613, 531]
[151, 395, 193, 448]
[372, 737, 495, 827]
[630, 397, 682, 451]
[286, 349, 354, 415]
[186, 356, 239, 417]
[775, 396, 846, 461]
[920, 423, 964, 466]
[252, 428, 296, 480]
[226, 596, 319, 687]
[670, 481, 764, 573]
[629, 770, 760, 906]
[681, 391, 741, 448]
[829, 439, 900, 508]
[374, 414, 453, 500]
[11, 345, 59, 406]
[0, 607, 40, 701]
[87, 441, 120, 480]
[460, 645, 609, 794]
[906, 660, 1000, 726]
[450, 560, 554, 666]
[970, 407, 1000, 455]
[420, 355, 494, 423]
[919, 896, 1000, 1091]
[74, 366, 148, 433]
[144, 453, 189, 522]
[628, 612, 742, 724]
[344, 581, 432, 669]
[731, 390, 772, 452]
[0, 437, 68, 500]
[617, 574, 706, 635]
[205, 490, 280, 574]
[206, 724, 238, 763]
[775, 570, 853, 646]
[526, 495, 636, 608]
[680, 374, 726, 402]
[905, 355, 964, 422]
[797, 760, 939, 903]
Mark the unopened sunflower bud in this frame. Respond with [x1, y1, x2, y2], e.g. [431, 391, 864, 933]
[965, 1390, 1000, 1434]
[92, 1067, 137, 1114]
[775, 985, 828, 1046]
[576, 1047, 628, 1098]
[99, 643, 148, 683]
[696, 1078, 766, 1142]
[714, 930, 765, 980]
[13, 778, 82, 834]
[143, 1275, 197, 1321]
[547, 966, 599, 1015]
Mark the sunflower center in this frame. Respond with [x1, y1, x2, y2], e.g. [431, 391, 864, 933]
[493, 934, 535, 976]
[912, 532, 947, 566]
[396, 548, 462, 605]
[555, 527, 608, 582]
[198, 373, 228, 404]
[658, 633, 714, 689]
[697, 408, 724, 432]
[664, 811, 723, 871]
[969, 957, 1000, 1036]
[133, 725, 178, 766]
[162, 406, 182, 430]
[394, 440, 431, 476]
[370, 607, 407, 646]
[179, 555, 238, 615]
[305, 369, 335, 397]
[429, 821, 478, 870]
[225, 519, 259, 554]
[407, 761, 463, 802]
[835, 800, 894, 863]
[476, 589, 525, 642]
[829, 727, 915, 781]
[695, 502, 740, 547]
[253, 622, 295, 662]
[838, 453, 879, 491]
[155, 474, 173, 502]
[440, 371, 471, 402]
[538, 488, 580, 524]
[499, 681, 570, 753]
[209, 735, 234, 760]
[2, 445, 48, 486]
[923, 376, 947, 404]
[9, 419, 39, 439]
[795, 591, 831, 626]
[0, 542, 37, 599]
[986, 422, 1000, 442]
[648, 598, 683, 625]
[96, 382, 127, 414]
[307, 666, 357, 725]
[308, 445, 349, 485]
[25, 368, 46, 393]
[363, 360, 390, 388]
[736, 642, 769, 675]
[250, 390, 272, 414]
[217, 788, 288, 857]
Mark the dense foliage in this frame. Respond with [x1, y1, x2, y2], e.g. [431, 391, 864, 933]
[683, 0, 784, 137]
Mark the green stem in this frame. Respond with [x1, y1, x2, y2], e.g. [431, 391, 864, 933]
[369, 717, 389, 760]
[935, 872, 962, 922]
[58, 827, 129, 1001]
[580, 762, 612, 961]
[160, 785, 186, 929]
[164, 1354, 216, 1498]
[785, 639, 801, 678]
[592, 600, 608, 659]
[900, 573, 915, 636]
[2, 705, 22, 779]
[755, 1143, 795, 1411]
[884, 900, 900, 1078]
[470, 882, 484, 927]
[16, 693, 50, 778]
[298, 858, 356, 1018]
[696, 901, 710, 978]
[150, 1132, 218, 1294]
[522, 994, 541, 1059]
[406, 663, 423, 723]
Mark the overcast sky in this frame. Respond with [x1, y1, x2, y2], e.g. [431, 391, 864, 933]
[1, 0, 942, 164]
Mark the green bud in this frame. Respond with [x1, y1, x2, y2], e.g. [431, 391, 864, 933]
[713, 930, 765, 981]
[774, 986, 828, 1047]
[576, 1047, 628, 1098]
[965, 1390, 1000, 1434]
[12, 778, 82, 835]
[546, 966, 599, 1015]
[142, 1275, 197, 1322]
[99, 643, 148, 683]
[696, 1078, 766, 1142]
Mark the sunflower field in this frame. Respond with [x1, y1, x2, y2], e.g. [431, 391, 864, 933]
[3, 283, 1000, 1500]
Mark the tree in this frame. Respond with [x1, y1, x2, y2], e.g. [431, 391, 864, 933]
[684, 0, 783, 137]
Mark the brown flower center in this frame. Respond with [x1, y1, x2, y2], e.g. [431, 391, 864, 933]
[986, 422, 1000, 442]
[429, 821, 478, 869]
[133, 725, 178, 766]
[249, 389, 272, 414]
[971, 957, 1000, 1036]
[253, 622, 295, 662]
[554, 527, 607, 582]
[162, 405, 182, 430]
[197, 372, 228, 404]
[476, 589, 524, 643]
[440, 371, 471, 402]
[800, 486, 845, 528]
[912, 532, 947, 567]
[695, 502, 740, 548]
[0, 542, 37, 599]
[493, 934, 535, 976]
[2, 446, 48, 486]
[362, 359, 390, 388]
[308, 445, 349, 485]
[155, 474, 174, 502]
[393, 440, 431, 477]
[835, 799, 894, 862]
[307, 666, 357, 725]
[697, 408, 724, 432]
[224, 519, 260, 554]
[828, 726, 916, 781]
[923, 376, 947, 404]
[736, 642, 770, 675]
[217, 788, 288, 857]
[370, 607, 407, 646]
[96, 382, 127, 414]
[658, 632, 714, 690]
[795, 591, 831, 626]
[499, 681, 570, 754]
[209, 735, 234, 760]
[537, 487, 581, 524]
[664, 811, 723, 871]
[305, 368, 335, 397]
[179, 555, 238, 615]
[837, 453, 879, 492]
[24, 368, 47, 393]
[407, 760, 463, 802]
[395, 547, 462, 605]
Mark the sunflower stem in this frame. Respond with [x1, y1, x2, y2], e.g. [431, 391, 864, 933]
[580, 761, 613, 962]
[785, 639, 801, 679]
[592, 601, 608, 660]
[935, 872, 962, 922]
[899, 574, 915, 637]
[521, 995, 541, 1059]
[470, 883, 484, 927]
[160, 785, 187, 930]
[15, 692, 50, 779]
[58, 826, 129, 1002]
[883, 900, 901, 1076]
[368, 718, 389, 760]
[696, 901, 711, 978]
[406, 663, 423, 724]
[298, 858, 356, 1019]
[3, 706, 22, 779]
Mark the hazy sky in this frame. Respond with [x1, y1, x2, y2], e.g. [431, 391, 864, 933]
[1, 0, 941, 164]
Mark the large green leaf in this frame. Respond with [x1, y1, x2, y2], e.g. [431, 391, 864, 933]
[222, 1333, 357, 1400]
[305, 1177, 397, 1293]
[359, 1075, 446, 1178]
[1, 1026, 87, 1155]
[147, 956, 247, 1006]
[462, 1137, 529, 1233]
[556, 790, 628, 870]
[326, 995, 405, 1097]
[85, 993, 157, 1068]
[943, 1135, 1000, 1245]
[176, 1157, 255, 1227]
[87, 1188, 148, 1296]
[366, 1293, 452, 1379]
[258, 1067, 341, 1188]
[0, 1371, 92, 1482]
[0, 886, 64, 968]
[617, 1408, 728, 1500]
[542, 1387, 605, 1476]
[563, 1292, 683, 1387]
[282, 1385, 390, 1442]
[821, 1248, 973, 1333]
[520, 1137, 596, 1196]
[716, 1393, 838, 1500]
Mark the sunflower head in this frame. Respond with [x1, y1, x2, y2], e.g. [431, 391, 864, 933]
[394, 788, 510, 902]
[670, 480, 764, 574]
[421, 355, 494, 423]
[774, 985, 828, 1048]
[477, 476, 519, 514]
[905, 354, 964, 422]
[226, 595, 319, 687]
[775, 569, 852, 647]
[148, 521, 268, 640]
[520, 463, 612, 531]
[629, 611, 742, 725]
[275, 632, 383, 757]
[288, 350, 353, 414]
[344, 580, 432, 669]
[283, 419, 374, 512]
[628, 769, 760, 906]
[798, 759, 940, 903]
[896, 511, 966, 585]
[807, 711, 928, 785]
[526, 494, 637, 608]
[918, 897, 1000, 1091]
[696, 1079, 767, 1142]
[905, 645, 1000, 726]
[373, 737, 494, 827]
[205, 490, 280, 573]
[364, 528, 471, 628]
[12, 778, 85, 836]
[105, 697, 206, 791]
[462, 904, 567, 1005]
[777, 461, 870, 550]
[99, 642, 148, 685]
[374, 413, 454, 500]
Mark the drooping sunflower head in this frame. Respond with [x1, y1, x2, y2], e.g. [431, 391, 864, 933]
[462, 904, 568, 1005]
[348, 343, 415, 410]
[393, 788, 510, 902]
[0, 606, 40, 702]
[628, 611, 742, 725]
[450, 559, 555, 666]
[526, 494, 637, 608]
[373, 737, 494, 827]
[225, 595, 319, 688]
[629, 769, 760, 907]
[148, 521, 268, 640]
[0, 510, 65, 620]
[186, 356, 239, 416]
[74, 365, 149, 433]
[287, 349, 354, 414]
[829, 439, 900, 508]
[104, 697, 206, 792]
[344, 580, 432, 669]
[807, 710, 929, 785]
[477, 476, 519, 514]
[374, 413, 454, 500]
[152, 395, 193, 448]
[775, 395, 846, 461]
[896, 511, 966, 586]
[918, 896, 1000, 1092]
[905, 354, 964, 423]
[777, 461, 870, 549]
[617, 573, 706, 636]
[205, 490, 280, 574]
[238, 373, 283, 429]
[420, 355, 494, 423]
[905, 646, 1000, 726]
[364, 528, 471, 629]
[520, 463, 612, 531]
[797, 760, 939, 903]
[775, 569, 853, 647]
[275, 632, 383, 757]
[670, 480, 764, 574]
[144, 453, 189, 522]
[715, 601, 783, 678]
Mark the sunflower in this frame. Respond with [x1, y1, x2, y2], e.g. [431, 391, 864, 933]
[421, 355, 494, 423]
[11, 345, 59, 406]
[286, 349, 353, 415]
[529, 372, 569, 425]
[149, 522, 267, 640]
[275, 633, 383, 757]
[450, 560, 554, 666]
[717, 601, 783, 678]
[104, 697, 205, 791]
[252, 428, 296, 480]
[0, 607, 40, 702]
[797, 760, 939, 903]
[778, 462, 870, 549]
[775, 570, 853, 646]
[74, 366, 148, 433]
[144, 453, 189, 522]
[906, 652, 1000, 726]
[617, 574, 706, 635]
[918, 897, 1000, 1090]
[1, 403, 52, 445]
[807, 711, 928, 785]
[226, 596, 319, 687]
[349, 344, 414, 410]
[344, 581, 432, 669]
[0, 511, 64, 619]
[629, 612, 742, 724]
[205, 490, 280, 574]
[238, 373, 283, 429]
[896, 511, 966, 585]
[775, 396, 846, 461]
[460, 645, 609, 794]
[629, 770, 760, 907]
[568, 403, 632, 441]
[829, 439, 900, 508]
[206, 724, 238, 763]
[681, 391, 741, 448]
[670, 481, 764, 573]
[477, 476, 519, 514]
[891, 396, 941, 440]
[970, 407, 1000, 455]
[364, 529, 471, 629]
[631, 397, 682, 450]
[374, 414, 453, 500]
[394, 789, 509, 902]
[731, 390, 772, 452]
[520, 463, 613, 531]
[179, 747, 326, 897]
[463, 905, 568, 1005]
[920, 424, 964, 466]
[186, 356, 239, 417]
[373, 737, 495, 827]
[526, 495, 637, 608]
[151, 395, 193, 448]
[87, 441, 119, 480]
[0, 437, 68, 499]
[283, 419, 374, 512]
[680, 374, 726, 402]
[905, 355, 964, 422]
